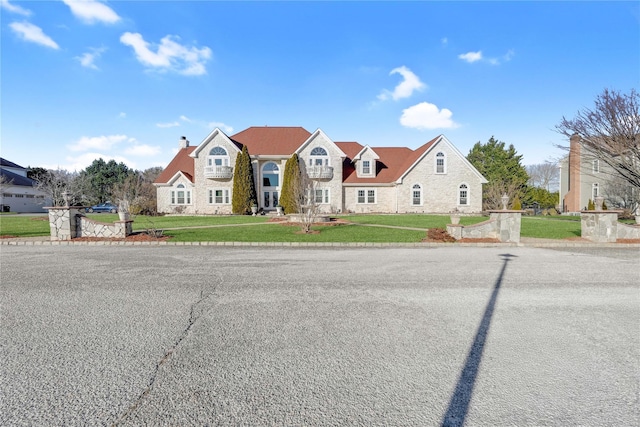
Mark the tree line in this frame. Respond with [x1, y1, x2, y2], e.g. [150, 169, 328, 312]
[28, 159, 163, 215]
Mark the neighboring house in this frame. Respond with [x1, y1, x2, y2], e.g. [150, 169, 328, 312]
[154, 127, 487, 215]
[560, 134, 637, 213]
[0, 158, 51, 213]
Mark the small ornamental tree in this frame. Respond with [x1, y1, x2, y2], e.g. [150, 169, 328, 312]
[280, 153, 301, 214]
[511, 195, 522, 210]
[232, 145, 257, 214]
[587, 199, 595, 210]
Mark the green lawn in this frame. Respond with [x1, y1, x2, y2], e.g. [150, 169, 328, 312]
[0, 212, 626, 242]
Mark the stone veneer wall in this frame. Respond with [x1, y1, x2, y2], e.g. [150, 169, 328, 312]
[447, 211, 523, 243]
[581, 211, 640, 242]
[47, 207, 132, 240]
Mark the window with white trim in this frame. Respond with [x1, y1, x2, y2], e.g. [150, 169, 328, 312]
[309, 147, 329, 166]
[171, 183, 191, 205]
[412, 184, 422, 206]
[592, 183, 599, 199]
[362, 160, 371, 175]
[458, 183, 469, 205]
[357, 189, 376, 204]
[592, 159, 599, 173]
[208, 189, 230, 204]
[313, 188, 330, 204]
[208, 146, 230, 167]
[435, 152, 446, 174]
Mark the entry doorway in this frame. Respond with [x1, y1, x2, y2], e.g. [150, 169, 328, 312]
[261, 162, 280, 210]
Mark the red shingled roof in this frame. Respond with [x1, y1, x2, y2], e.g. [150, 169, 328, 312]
[154, 146, 196, 184]
[338, 136, 439, 184]
[230, 126, 312, 155]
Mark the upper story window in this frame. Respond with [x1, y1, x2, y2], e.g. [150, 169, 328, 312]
[208, 146, 229, 167]
[262, 162, 280, 187]
[171, 183, 191, 205]
[592, 183, 599, 199]
[412, 184, 422, 206]
[592, 159, 599, 173]
[458, 183, 468, 205]
[309, 147, 329, 166]
[362, 160, 371, 175]
[436, 152, 446, 174]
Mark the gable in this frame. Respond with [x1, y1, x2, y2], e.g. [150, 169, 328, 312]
[190, 128, 240, 158]
[295, 129, 347, 158]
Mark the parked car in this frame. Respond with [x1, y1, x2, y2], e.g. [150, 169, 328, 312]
[86, 202, 118, 213]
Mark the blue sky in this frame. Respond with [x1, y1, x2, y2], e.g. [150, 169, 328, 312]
[1, 1, 638, 172]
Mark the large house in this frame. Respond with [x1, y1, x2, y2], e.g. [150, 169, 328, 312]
[0, 158, 51, 213]
[154, 126, 487, 215]
[560, 133, 638, 213]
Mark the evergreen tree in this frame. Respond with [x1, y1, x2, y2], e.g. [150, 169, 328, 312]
[232, 145, 257, 214]
[467, 137, 529, 210]
[280, 154, 301, 214]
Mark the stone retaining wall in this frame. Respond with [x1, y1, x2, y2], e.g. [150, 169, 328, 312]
[580, 211, 640, 242]
[46, 206, 132, 240]
[447, 211, 523, 243]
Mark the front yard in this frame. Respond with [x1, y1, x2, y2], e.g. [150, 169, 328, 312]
[0, 213, 592, 242]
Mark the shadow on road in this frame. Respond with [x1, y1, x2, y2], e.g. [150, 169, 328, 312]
[441, 253, 517, 427]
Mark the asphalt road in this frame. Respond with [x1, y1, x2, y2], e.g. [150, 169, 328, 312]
[1, 245, 638, 426]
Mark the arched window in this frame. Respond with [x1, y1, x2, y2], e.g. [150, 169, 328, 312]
[208, 146, 229, 167]
[309, 147, 329, 166]
[458, 183, 468, 205]
[262, 162, 280, 187]
[412, 184, 422, 206]
[435, 152, 446, 174]
[171, 183, 191, 205]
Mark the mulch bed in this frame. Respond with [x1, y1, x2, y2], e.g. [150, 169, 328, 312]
[71, 232, 172, 242]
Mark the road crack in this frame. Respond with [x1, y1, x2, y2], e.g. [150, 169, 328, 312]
[111, 286, 215, 426]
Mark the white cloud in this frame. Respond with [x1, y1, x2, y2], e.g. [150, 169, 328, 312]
[208, 122, 234, 134]
[1, 0, 31, 16]
[378, 66, 426, 101]
[120, 32, 212, 76]
[458, 51, 483, 63]
[118, 112, 126, 119]
[62, 0, 120, 24]
[125, 144, 161, 156]
[67, 134, 128, 152]
[400, 102, 459, 130]
[156, 121, 180, 128]
[180, 115, 192, 123]
[441, 37, 448, 45]
[76, 46, 106, 70]
[459, 49, 514, 65]
[9, 21, 59, 49]
[48, 152, 135, 172]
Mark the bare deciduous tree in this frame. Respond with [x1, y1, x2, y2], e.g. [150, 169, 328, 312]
[291, 166, 320, 234]
[603, 176, 639, 213]
[526, 161, 559, 192]
[556, 88, 640, 189]
[32, 168, 86, 206]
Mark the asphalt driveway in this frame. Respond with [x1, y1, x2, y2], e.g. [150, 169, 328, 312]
[1, 245, 638, 426]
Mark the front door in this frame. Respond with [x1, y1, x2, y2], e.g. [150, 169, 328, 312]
[261, 162, 280, 210]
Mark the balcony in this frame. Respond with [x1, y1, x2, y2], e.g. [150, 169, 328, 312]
[205, 166, 233, 179]
[306, 165, 334, 180]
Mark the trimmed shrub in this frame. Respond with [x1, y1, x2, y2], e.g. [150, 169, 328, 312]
[280, 154, 301, 214]
[232, 145, 257, 214]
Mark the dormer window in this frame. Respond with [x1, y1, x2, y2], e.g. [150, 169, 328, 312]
[435, 152, 446, 174]
[309, 147, 329, 166]
[208, 146, 229, 167]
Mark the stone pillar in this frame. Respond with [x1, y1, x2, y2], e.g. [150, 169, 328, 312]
[46, 207, 84, 241]
[488, 210, 524, 243]
[581, 211, 621, 243]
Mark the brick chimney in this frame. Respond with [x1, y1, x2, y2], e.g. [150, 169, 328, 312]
[564, 133, 581, 212]
[179, 136, 189, 149]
